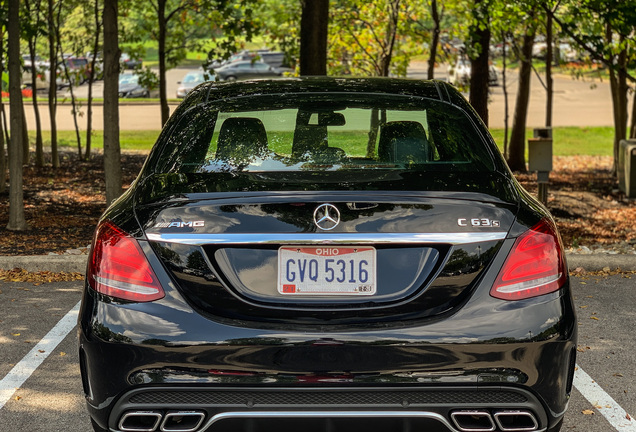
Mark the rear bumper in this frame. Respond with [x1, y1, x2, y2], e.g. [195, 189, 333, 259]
[106, 386, 552, 432]
[79, 280, 576, 432]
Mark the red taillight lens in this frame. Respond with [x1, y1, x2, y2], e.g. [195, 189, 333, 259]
[87, 221, 164, 302]
[491, 219, 566, 300]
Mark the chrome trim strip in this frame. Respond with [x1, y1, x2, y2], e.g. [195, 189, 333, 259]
[146, 232, 507, 246]
[198, 411, 459, 432]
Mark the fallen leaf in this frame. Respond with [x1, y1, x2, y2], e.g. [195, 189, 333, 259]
[12, 333, 20, 337]
[582, 409, 594, 415]
[14, 396, 21, 401]
[60, 352, 66, 356]
[591, 316, 599, 320]
[627, 413, 631, 420]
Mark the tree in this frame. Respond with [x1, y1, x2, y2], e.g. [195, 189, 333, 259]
[427, 0, 441, 80]
[548, 0, 636, 173]
[103, 0, 122, 204]
[468, 0, 491, 126]
[59, 0, 104, 159]
[23, 0, 46, 167]
[7, 0, 27, 230]
[0, 4, 7, 194]
[507, 8, 538, 172]
[299, 0, 328, 75]
[47, 0, 60, 168]
[330, 0, 413, 77]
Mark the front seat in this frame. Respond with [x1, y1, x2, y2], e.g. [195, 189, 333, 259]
[377, 121, 431, 164]
[215, 117, 269, 163]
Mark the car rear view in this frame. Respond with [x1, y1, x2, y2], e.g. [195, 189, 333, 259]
[79, 78, 576, 432]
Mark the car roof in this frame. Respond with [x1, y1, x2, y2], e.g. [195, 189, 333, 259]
[182, 77, 458, 106]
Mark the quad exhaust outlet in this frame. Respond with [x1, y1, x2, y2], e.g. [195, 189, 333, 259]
[450, 409, 539, 432]
[119, 410, 206, 432]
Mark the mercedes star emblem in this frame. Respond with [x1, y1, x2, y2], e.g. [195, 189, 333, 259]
[313, 203, 340, 231]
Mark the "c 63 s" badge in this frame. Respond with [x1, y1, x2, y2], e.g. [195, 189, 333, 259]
[457, 218, 500, 227]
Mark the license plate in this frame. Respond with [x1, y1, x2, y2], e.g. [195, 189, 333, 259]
[278, 246, 376, 296]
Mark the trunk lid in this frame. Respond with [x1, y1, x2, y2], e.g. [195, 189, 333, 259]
[136, 173, 518, 326]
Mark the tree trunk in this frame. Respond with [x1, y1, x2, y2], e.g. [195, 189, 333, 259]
[468, 0, 491, 126]
[103, 0, 122, 204]
[501, 31, 509, 159]
[158, 0, 170, 126]
[507, 22, 536, 172]
[0, 28, 5, 194]
[29, 39, 44, 167]
[630, 92, 636, 139]
[545, 13, 553, 128]
[299, 0, 329, 76]
[427, 0, 440, 80]
[7, 0, 28, 230]
[607, 27, 628, 174]
[48, 0, 59, 168]
[86, 0, 102, 159]
[57, 30, 83, 159]
[378, 0, 400, 77]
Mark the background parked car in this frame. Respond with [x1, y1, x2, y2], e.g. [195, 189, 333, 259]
[21, 61, 66, 91]
[449, 58, 498, 87]
[62, 57, 90, 85]
[120, 53, 142, 70]
[118, 73, 155, 98]
[211, 60, 282, 81]
[176, 70, 210, 98]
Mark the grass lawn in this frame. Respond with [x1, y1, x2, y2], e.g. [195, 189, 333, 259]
[490, 126, 614, 157]
[37, 126, 615, 157]
[31, 130, 160, 152]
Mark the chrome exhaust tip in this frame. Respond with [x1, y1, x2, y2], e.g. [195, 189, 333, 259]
[493, 410, 539, 431]
[119, 411, 163, 432]
[450, 410, 496, 432]
[160, 411, 206, 432]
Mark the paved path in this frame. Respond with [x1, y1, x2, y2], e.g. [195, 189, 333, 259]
[18, 63, 627, 131]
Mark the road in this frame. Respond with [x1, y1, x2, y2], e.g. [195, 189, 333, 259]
[20, 62, 625, 131]
[0, 275, 635, 431]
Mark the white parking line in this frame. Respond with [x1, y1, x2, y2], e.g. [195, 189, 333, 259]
[575, 364, 636, 431]
[0, 301, 80, 410]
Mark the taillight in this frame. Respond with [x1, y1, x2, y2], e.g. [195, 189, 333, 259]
[87, 221, 164, 302]
[491, 218, 566, 300]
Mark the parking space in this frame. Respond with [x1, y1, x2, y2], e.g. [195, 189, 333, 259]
[0, 275, 634, 431]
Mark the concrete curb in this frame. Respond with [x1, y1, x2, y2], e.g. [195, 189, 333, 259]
[0, 255, 87, 273]
[0, 252, 635, 275]
[566, 254, 636, 272]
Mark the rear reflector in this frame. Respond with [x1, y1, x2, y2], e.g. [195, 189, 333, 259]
[88, 221, 164, 302]
[491, 219, 566, 300]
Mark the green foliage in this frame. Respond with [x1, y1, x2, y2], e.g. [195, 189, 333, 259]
[329, 0, 422, 77]
[136, 66, 159, 91]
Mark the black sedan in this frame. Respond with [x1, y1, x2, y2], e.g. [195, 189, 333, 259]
[80, 77, 576, 432]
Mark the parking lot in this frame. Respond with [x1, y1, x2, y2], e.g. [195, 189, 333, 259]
[0, 274, 635, 431]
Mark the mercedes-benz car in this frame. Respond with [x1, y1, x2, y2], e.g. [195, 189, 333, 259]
[79, 77, 576, 432]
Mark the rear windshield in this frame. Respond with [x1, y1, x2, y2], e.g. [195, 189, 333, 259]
[155, 93, 495, 174]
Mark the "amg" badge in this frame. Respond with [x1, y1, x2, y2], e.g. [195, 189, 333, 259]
[155, 221, 205, 228]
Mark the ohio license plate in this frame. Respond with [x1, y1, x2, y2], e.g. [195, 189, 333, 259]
[278, 246, 376, 296]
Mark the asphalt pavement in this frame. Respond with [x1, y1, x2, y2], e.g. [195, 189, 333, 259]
[1, 275, 636, 431]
